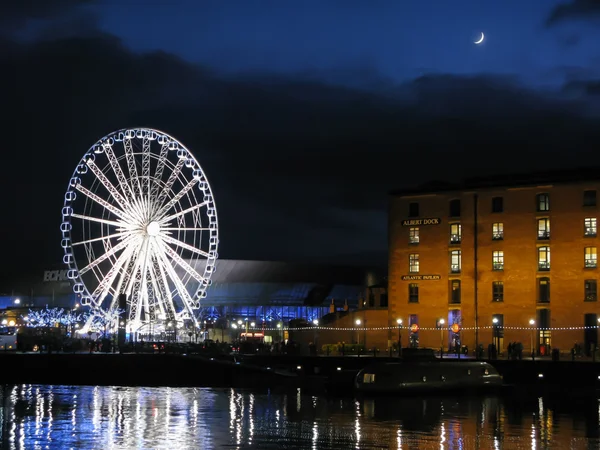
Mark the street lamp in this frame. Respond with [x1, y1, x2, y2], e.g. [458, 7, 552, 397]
[13, 298, 20, 305]
[396, 318, 403, 357]
[312, 319, 319, 351]
[529, 319, 536, 360]
[492, 317, 499, 359]
[355, 319, 362, 345]
[439, 318, 445, 357]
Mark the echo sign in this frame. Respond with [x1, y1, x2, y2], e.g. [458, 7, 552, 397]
[43, 270, 69, 282]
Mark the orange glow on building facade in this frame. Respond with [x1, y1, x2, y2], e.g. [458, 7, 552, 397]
[388, 171, 600, 355]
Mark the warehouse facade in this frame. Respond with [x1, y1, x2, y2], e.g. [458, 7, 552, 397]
[388, 169, 600, 355]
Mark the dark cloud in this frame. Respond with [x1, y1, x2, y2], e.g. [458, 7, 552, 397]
[0, 0, 94, 33]
[563, 79, 600, 96]
[2, 28, 600, 283]
[546, 0, 600, 26]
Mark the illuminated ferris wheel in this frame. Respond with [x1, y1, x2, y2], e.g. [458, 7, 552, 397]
[60, 128, 218, 332]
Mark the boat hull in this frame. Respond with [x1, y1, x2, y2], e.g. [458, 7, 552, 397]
[355, 361, 503, 395]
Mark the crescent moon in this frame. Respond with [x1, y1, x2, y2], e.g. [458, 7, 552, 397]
[474, 32, 485, 44]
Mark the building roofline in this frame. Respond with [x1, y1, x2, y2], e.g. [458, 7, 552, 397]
[390, 166, 600, 197]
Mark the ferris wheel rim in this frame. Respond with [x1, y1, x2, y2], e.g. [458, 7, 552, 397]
[60, 127, 219, 328]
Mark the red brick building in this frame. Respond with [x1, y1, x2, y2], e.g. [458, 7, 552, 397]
[388, 169, 600, 355]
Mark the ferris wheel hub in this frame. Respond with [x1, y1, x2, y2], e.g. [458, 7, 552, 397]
[146, 221, 160, 237]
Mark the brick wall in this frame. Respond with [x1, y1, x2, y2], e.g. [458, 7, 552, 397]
[388, 181, 600, 353]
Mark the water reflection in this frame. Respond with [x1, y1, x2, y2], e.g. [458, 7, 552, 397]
[0, 385, 599, 448]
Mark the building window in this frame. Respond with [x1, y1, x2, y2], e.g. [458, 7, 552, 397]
[409, 227, 420, 244]
[380, 293, 388, 307]
[450, 250, 461, 274]
[408, 202, 419, 218]
[585, 280, 597, 302]
[492, 251, 504, 271]
[538, 277, 550, 303]
[492, 222, 504, 240]
[537, 218, 550, 240]
[408, 283, 419, 303]
[492, 281, 504, 302]
[585, 218, 597, 237]
[450, 280, 461, 304]
[536, 193, 550, 212]
[584, 190, 597, 207]
[538, 246, 550, 271]
[449, 223, 462, 244]
[449, 199, 461, 217]
[585, 247, 597, 268]
[409, 254, 419, 273]
[492, 197, 503, 213]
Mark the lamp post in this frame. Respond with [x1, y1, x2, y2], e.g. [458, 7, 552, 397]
[492, 317, 499, 359]
[396, 318, 403, 357]
[355, 319, 361, 345]
[529, 319, 536, 360]
[439, 318, 445, 358]
[277, 322, 282, 343]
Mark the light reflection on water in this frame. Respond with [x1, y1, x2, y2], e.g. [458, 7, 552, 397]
[0, 385, 599, 449]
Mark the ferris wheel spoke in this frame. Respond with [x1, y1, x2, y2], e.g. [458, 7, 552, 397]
[155, 157, 185, 211]
[72, 231, 131, 247]
[155, 178, 199, 219]
[79, 235, 135, 275]
[129, 197, 147, 224]
[91, 241, 138, 308]
[71, 213, 123, 229]
[141, 133, 151, 200]
[160, 234, 210, 258]
[155, 239, 207, 284]
[154, 244, 199, 319]
[153, 252, 177, 320]
[150, 141, 170, 200]
[85, 159, 132, 215]
[127, 238, 151, 323]
[102, 143, 136, 202]
[107, 244, 141, 312]
[147, 254, 168, 319]
[160, 201, 208, 223]
[74, 184, 130, 221]
[123, 136, 142, 198]
[137, 239, 154, 323]
[145, 268, 159, 322]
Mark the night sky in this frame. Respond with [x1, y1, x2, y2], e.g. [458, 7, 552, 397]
[1, 0, 600, 286]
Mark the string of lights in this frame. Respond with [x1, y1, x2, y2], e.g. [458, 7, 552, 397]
[237, 325, 600, 332]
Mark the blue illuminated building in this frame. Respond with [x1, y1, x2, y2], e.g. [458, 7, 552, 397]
[0, 260, 381, 323]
